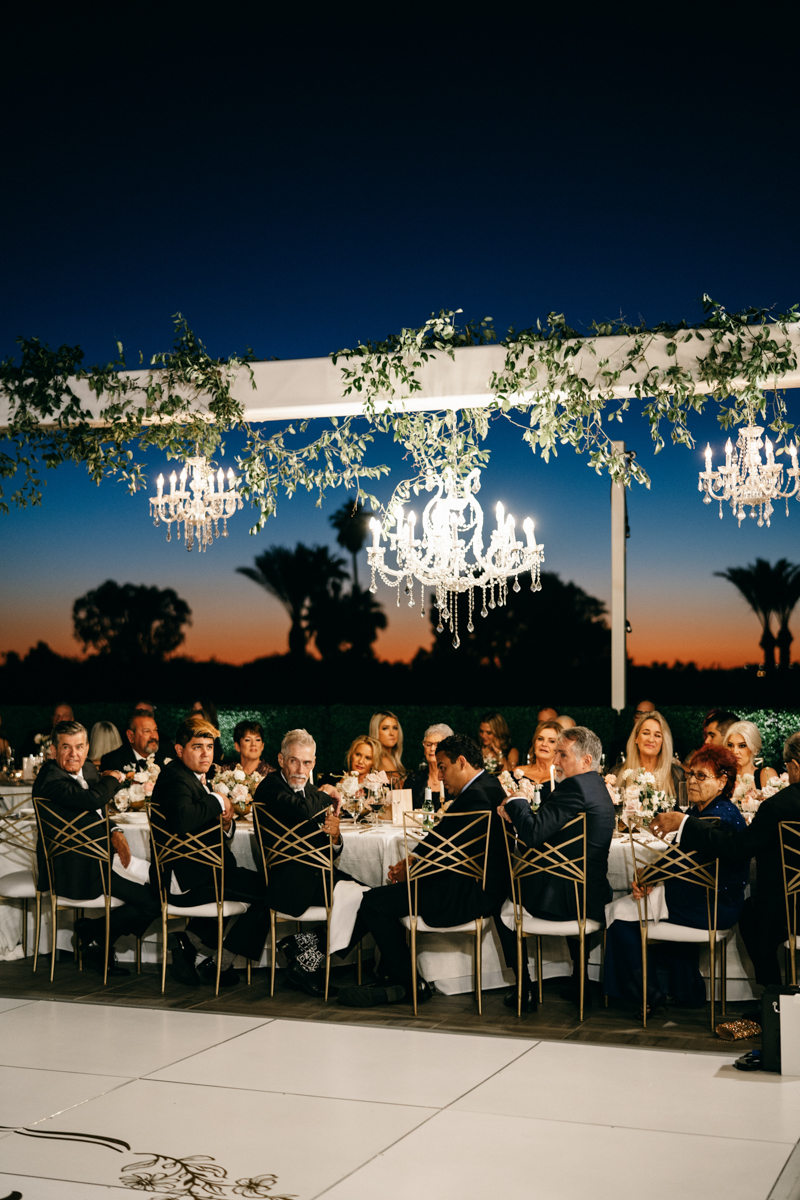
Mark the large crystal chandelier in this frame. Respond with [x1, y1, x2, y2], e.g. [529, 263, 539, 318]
[367, 467, 544, 647]
[699, 424, 799, 527]
[149, 455, 242, 551]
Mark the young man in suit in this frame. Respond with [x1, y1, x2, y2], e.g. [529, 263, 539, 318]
[652, 731, 800, 990]
[337, 733, 507, 1009]
[498, 726, 615, 1011]
[100, 712, 170, 773]
[150, 717, 268, 987]
[34, 720, 161, 975]
[254, 728, 349, 997]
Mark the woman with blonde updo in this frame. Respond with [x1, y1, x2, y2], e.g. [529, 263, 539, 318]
[724, 720, 777, 790]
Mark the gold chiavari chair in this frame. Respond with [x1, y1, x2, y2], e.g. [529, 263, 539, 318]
[778, 821, 800, 985]
[500, 814, 600, 1022]
[628, 832, 729, 1030]
[148, 806, 250, 997]
[251, 803, 343, 1002]
[401, 809, 492, 1017]
[0, 797, 41, 958]
[32, 797, 126, 985]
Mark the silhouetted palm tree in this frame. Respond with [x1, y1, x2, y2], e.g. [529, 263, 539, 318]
[328, 496, 373, 589]
[306, 580, 388, 659]
[236, 544, 347, 659]
[713, 558, 800, 674]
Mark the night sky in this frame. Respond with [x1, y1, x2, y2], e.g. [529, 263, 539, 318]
[2, 5, 799, 673]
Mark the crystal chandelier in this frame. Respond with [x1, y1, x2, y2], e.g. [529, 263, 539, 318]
[698, 425, 799, 527]
[149, 455, 242, 551]
[367, 467, 544, 647]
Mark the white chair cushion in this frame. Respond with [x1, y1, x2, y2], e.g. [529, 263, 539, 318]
[273, 907, 327, 922]
[0, 870, 36, 899]
[166, 901, 249, 918]
[647, 923, 731, 944]
[56, 895, 125, 909]
[400, 915, 481, 933]
[499, 896, 601, 937]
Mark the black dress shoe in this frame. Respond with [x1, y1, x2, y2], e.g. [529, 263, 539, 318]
[338, 978, 433, 1008]
[504, 986, 538, 1013]
[198, 959, 240, 988]
[283, 959, 328, 998]
[168, 932, 200, 986]
[74, 916, 102, 947]
[81, 942, 130, 977]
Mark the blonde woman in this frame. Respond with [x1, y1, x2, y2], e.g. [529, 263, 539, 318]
[614, 710, 686, 805]
[369, 711, 405, 779]
[724, 721, 777, 790]
[477, 711, 519, 773]
[343, 734, 384, 787]
[515, 720, 562, 799]
[88, 721, 123, 768]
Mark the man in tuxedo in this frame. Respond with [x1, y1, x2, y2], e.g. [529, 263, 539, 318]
[497, 726, 615, 1010]
[254, 728, 349, 997]
[150, 716, 269, 987]
[652, 731, 800, 990]
[34, 720, 160, 975]
[337, 733, 507, 1009]
[100, 712, 169, 773]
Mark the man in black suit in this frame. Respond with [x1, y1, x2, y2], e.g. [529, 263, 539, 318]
[150, 717, 269, 987]
[337, 733, 507, 1008]
[652, 731, 800, 989]
[100, 712, 170, 773]
[497, 725, 615, 1010]
[34, 720, 161, 975]
[254, 727, 351, 997]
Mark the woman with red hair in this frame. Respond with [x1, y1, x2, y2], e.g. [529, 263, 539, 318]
[604, 744, 748, 1015]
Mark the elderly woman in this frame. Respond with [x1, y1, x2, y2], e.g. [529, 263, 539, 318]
[611, 710, 686, 807]
[477, 711, 518, 773]
[724, 720, 777, 791]
[88, 721, 123, 767]
[369, 710, 406, 780]
[514, 720, 563, 801]
[604, 743, 748, 1014]
[407, 723, 455, 810]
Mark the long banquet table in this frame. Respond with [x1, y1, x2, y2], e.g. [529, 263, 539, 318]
[0, 812, 758, 997]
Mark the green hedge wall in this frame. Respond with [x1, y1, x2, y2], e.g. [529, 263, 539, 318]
[3, 704, 799, 773]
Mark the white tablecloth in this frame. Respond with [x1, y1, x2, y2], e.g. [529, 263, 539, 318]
[0, 818, 758, 998]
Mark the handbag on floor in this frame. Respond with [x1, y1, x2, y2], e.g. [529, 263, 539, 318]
[760, 985, 800, 1072]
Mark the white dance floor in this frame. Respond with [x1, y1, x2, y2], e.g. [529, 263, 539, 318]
[0, 996, 798, 1199]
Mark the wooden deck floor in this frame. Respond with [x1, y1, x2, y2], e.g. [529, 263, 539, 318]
[0, 954, 758, 1055]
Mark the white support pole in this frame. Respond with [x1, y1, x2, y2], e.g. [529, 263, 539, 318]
[610, 441, 627, 712]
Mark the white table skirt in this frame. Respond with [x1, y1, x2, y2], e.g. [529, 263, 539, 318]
[0, 819, 759, 999]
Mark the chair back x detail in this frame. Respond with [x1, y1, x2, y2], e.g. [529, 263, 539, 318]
[502, 814, 596, 1021]
[0, 797, 39, 958]
[778, 821, 800, 986]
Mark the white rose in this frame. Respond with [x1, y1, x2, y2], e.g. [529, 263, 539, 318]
[233, 769, 246, 782]
[129, 783, 145, 802]
[133, 771, 149, 784]
[215, 782, 230, 796]
[232, 783, 249, 802]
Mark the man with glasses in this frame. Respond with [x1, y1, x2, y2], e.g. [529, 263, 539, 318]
[652, 732, 800, 993]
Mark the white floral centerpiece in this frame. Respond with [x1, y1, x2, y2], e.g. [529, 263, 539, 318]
[114, 755, 169, 811]
[212, 766, 262, 813]
[338, 771, 363, 801]
[483, 753, 501, 775]
[499, 769, 541, 812]
[34, 732, 53, 759]
[732, 773, 758, 814]
[760, 773, 790, 801]
[619, 768, 675, 823]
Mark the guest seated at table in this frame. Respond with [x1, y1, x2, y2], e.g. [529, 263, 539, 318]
[724, 720, 778, 791]
[88, 721, 123, 767]
[478, 711, 519, 773]
[100, 711, 170, 773]
[189, 698, 225, 764]
[33, 720, 160, 976]
[610, 710, 686, 807]
[233, 720, 276, 777]
[652, 733, 800, 994]
[514, 720, 563, 801]
[497, 726, 615, 1012]
[343, 734, 383, 790]
[151, 718, 269, 988]
[337, 733, 507, 1009]
[369, 710, 406, 780]
[254, 728, 358, 997]
[132, 700, 156, 717]
[407, 724, 454, 810]
[25, 703, 74, 758]
[605, 744, 748, 1015]
[702, 708, 739, 747]
[556, 715, 576, 730]
[537, 706, 558, 723]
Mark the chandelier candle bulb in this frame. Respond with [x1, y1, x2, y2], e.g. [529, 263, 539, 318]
[157, 474, 164, 497]
[169, 471, 177, 494]
[369, 517, 380, 550]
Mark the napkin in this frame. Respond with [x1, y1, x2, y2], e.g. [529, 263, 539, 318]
[112, 853, 151, 885]
[605, 884, 669, 928]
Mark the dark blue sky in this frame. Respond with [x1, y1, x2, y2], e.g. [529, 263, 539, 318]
[2, 4, 799, 669]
